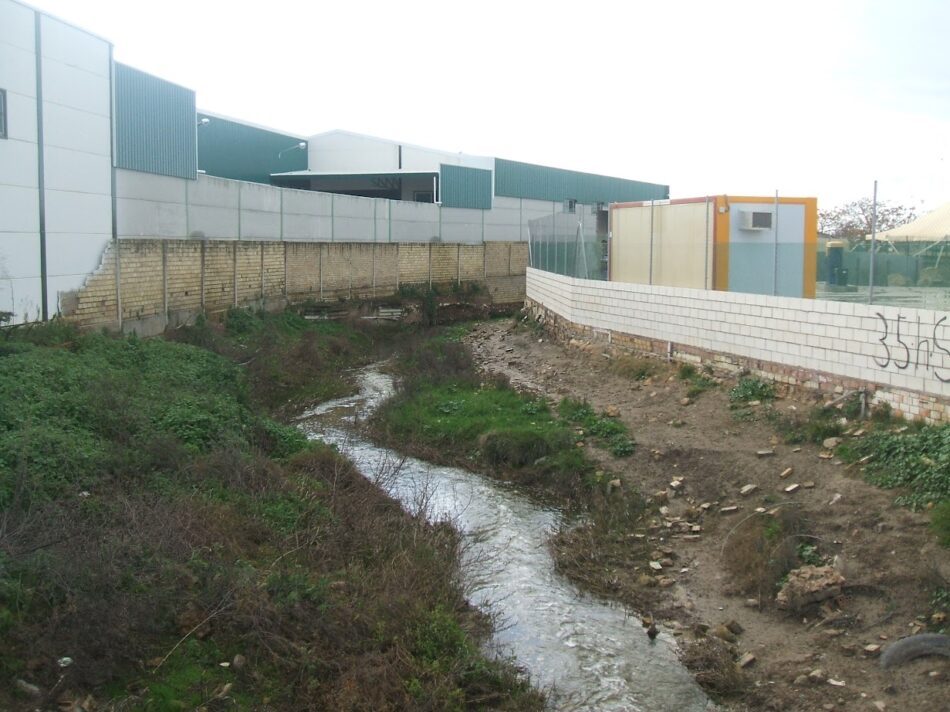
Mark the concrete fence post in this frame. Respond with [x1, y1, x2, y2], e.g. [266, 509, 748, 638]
[199, 240, 206, 311]
[396, 243, 400, 291]
[319, 244, 324, 301]
[115, 240, 122, 331]
[162, 241, 168, 329]
[457, 243, 461, 285]
[259, 242, 265, 302]
[232, 243, 238, 307]
[428, 243, 433, 289]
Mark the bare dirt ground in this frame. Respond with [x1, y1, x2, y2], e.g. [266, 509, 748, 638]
[465, 318, 950, 712]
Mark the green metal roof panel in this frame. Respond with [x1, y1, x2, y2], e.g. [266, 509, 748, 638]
[114, 63, 196, 179]
[494, 158, 668, 204]
[440, 164, 492, 209]
[197, 114, 307, 184]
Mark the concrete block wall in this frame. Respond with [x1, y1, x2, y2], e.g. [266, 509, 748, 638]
[63, 239, 528, 335]
[526, 268, 950, 422]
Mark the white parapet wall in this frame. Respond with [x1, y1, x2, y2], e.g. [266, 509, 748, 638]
[526, 267, 950, 422]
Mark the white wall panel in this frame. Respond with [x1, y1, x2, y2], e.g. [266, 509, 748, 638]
[0, 185, 39, 233]
[42, 146, 111, 193]
[0, 1, 34, 51]
[42, 102, 110, 153]
[44, 191, 111, 234]
[0, 139, 38, 188]
[39, 15, 110, 76]
[0, 42, 36, 97]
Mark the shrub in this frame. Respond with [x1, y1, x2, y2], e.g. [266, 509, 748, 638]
[729, 377, 775, 403]
[932, 500, 950, 547]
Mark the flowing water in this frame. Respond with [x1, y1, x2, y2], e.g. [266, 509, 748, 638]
[297, 366, 713, 711]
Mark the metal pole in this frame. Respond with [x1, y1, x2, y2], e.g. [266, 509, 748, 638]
[649, 199, 655, 285]
[772, 189, 779, 296]
[868, 180, 878, 304]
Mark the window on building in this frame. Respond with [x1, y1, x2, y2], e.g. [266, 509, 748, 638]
[0, 90, 7, 139]
[563, 198, 577, 214]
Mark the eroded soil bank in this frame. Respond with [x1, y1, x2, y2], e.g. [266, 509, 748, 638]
[465, 318, 950, 712]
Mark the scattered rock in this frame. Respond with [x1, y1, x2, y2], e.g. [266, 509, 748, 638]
[744, 598, 759, 608]
[636, 574, 658, 587]
[680, 397, 691, 406]
[739, 484, 758, 496]
[654, 489, 669, 504]
[802, 481, 816, 489]
[829, 493, 843, 505]
[823, 437, 843, 449]
[669, 478, 684, 490]
[607, 478, 622, 492]
[784, 483, 801, 493]
[931, 612, 948, 625]
[793, 674, 809, 685]
[828, 678, 846, 687]
[725, 620, 744, 635]
[720, 505, 740, 514]
[232, 654, 247, 670]
[776, 565, 846, 611]
[863, 644, 882, 657]
[649, 561, 664, 571]
[780, 467, 794, 479]
[605, 405, 621, 418]
[808, 668, 826, 683]
[756, 449, 775, 457]
[658, 577, 676, 588]
[872, 702, 887, 712]
[15, 679, 41, 697]
[710, 625, 737, 644]
[737, 652, 756, 668]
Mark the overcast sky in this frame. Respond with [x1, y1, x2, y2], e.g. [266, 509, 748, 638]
[26, 0, 950, 211]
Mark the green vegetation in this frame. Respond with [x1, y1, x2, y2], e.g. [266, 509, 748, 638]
[0, 314, 541, 710]
[842, 423, 950, 509]
[729, 376, 776, 404]
[558, 398, 636, 457]
[677, 363, 718, 398]
[611, 354, 656, 382]
[371, 331, 640, 499]
[932, 501, 950, 547]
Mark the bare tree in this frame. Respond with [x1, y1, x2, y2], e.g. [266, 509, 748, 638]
[819, 199, 918, 244]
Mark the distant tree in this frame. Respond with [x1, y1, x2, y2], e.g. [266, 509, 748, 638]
[819, 199, 917, 244]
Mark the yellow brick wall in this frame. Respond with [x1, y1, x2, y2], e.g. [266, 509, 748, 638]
[375, 245, 399, 293]
[510, 243, 528, 274]
[430, 245, 458, 284]
[286, 243, 320, 299]
[166, 242, 202, 312]
[485, 243, 511, 277]
[459, 245, 484, 281]
[63, 239, 527, 331]
[322, 244, 351, 298]
[235, 243, 262, 303]
[64, 242, 118, 328]
[262, 243, 285, 299]
[203, 242, 235, 312]
[398, 244, 430, 286]
[119, 241, 164, 321]
[349, 244, 376, 297]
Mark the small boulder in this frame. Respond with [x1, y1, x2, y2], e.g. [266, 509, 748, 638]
[776, 565, 846, 611]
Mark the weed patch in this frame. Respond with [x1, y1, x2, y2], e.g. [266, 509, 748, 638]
[729, 376, 775, 404]
[558, 398, 637, 457]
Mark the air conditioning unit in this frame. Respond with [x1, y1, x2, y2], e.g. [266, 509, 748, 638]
[739, 210, 773, 230]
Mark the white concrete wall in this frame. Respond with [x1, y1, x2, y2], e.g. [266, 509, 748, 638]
[0, 1, 113, 323]
[115, 170, 538, 246]
[527, 268, 950, 415]
[40, 13, 113, 316]
[0, 0, 41, 321]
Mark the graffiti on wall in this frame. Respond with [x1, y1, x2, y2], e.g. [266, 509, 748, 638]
[873, 312, 950, 382]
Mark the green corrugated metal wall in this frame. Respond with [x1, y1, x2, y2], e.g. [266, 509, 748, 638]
[439, 164, 492, 209]
[494, 158, 668, 204]
[114, 63, 196, 179]
[197, 114, 307, 184]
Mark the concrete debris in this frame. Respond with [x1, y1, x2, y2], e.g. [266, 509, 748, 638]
[649, 561, 664, 570]
[756, 449, 775, 457]
[739, 484, 758, 496]
[780, 467, 794, 479]
[823, 437, 843, 449]
[802, 481, 816, 489]
[720, 505, 740, 514]
[863, 644, 882, 656]
[737, 652, 756, 668]
[808, 669, 826, 683]
[829, 493, 843, 505]
[776, 565, 846, 611]
[828, 678, 846, 687]
[784, 483, 801, 493]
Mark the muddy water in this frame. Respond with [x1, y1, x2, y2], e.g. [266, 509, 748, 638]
[297, 367, 713, 712]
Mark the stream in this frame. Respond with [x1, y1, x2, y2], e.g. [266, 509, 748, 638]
[296, 366, 713, 711]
